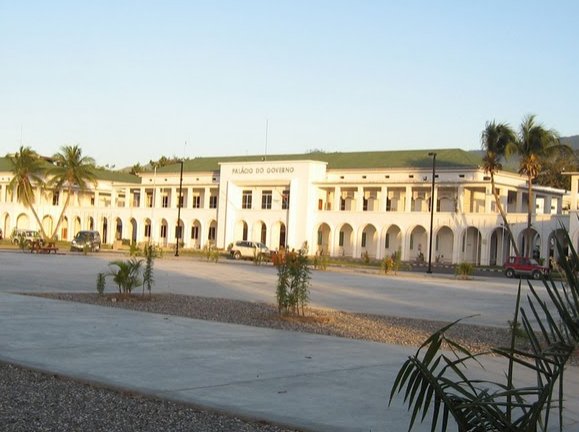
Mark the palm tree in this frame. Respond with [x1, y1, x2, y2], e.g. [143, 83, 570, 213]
[46, 145, 97, 241]
[8, 146, 49, 240]
[108, 258, 144, 294]
[507, 115, 569, 257]
[481, 121, 520, 257]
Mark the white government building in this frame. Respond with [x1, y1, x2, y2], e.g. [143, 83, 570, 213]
[0, 148, 574, 266]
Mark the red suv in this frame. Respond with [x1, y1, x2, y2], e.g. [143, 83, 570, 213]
[503, 256, 550, 279]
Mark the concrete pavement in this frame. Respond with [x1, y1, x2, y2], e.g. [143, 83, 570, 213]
[1, 291, 578, 431]
[0, 250, 533, 327]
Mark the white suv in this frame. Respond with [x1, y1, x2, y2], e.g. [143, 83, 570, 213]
[11, 229, 43, 246]
[230, 241, 270, 260]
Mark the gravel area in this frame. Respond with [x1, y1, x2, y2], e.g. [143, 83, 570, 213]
[3, 292, 516, 432]
[0, 361, 297, 432]
[31, 292, 513, 353]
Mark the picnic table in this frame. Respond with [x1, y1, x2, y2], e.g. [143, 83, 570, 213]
[29, 241, 59, 254]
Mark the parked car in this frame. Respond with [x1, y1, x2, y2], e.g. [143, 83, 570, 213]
[503, 256, 550, 279]
[229, 241, 270, 260]
[11, 228, 43, 246]
[70, 230, 102, 252]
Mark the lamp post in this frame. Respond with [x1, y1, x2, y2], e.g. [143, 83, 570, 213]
[175, 160, 184, 257]
[427, 152, 437, 274]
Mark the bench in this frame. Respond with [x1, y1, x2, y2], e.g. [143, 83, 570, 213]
[30, 241, 59, 254]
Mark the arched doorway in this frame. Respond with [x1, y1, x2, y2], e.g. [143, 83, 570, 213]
[130, 218, 138, 244]
[42, 215, 53, 238]
[160, 219, 168, 246]
[3, 213, 10, 237]
[462, 227, 482, 265]
[435, 226, 454, 264]
[102, 217, 108, 244]
[271, 221, 286, 250]
[208, 220, 217, 245]
[234, 220, 248, 241]
[409, 225, 427, 262]
[279, 223, 286, 249]
[144, 218, 152, 242]
[383, 225, 402, 258]
[519, 227, 540, 258]
[361, 224, 378, 258]
[74, 216, 81, 236]
[61, 217, 69, 241]
[317, 223, 331, 254]
[252, 221, 267, 245]
[190, 219, 201, 248]
[176, 218, 184, 246]
[115, 218, 123, 241]
[16, 213, 29, 229]
[337, 223, 354, 257]
[490, 226, 512, 266]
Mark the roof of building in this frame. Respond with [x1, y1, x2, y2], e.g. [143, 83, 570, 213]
[0, 157, 140, 183]
[0, 157, 12, 172]
[93, 168, 141, 183]
[156, 148, 485, 173]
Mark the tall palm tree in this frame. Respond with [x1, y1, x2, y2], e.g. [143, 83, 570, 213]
[46, 145, 97, 241]
[8, 146, 49, 239]
[507, 115, 568, 257]
[481, 121, 520, 257]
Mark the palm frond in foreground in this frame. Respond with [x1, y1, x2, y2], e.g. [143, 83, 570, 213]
[390, 229, 578, 431]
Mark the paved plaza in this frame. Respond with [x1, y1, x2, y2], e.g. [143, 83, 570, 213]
[0, 250, 578, 431]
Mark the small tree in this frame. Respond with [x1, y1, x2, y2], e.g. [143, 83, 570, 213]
[108, 258, 143, 295]
[142, 244, 155, 296]
[273, 249, 311, 316]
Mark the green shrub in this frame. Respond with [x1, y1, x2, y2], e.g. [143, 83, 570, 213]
[382, 250, 401, 275]
[273, 249, 311, 316]
[107, 258, 144, 294]
[96, 272, 106, 295]
[203, 244, 219, 262]
[455, 262, 474, 279]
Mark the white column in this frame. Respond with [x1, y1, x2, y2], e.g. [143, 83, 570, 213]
[355, 187, 363, 212]
[485, 185, 492, 213]
[404, 186, 412, 212]
[380, 186, 387, 212]
[203, 187, 211, 209]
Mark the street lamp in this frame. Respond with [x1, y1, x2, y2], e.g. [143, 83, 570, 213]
[427, 152, 437, 274]
[175, 160, 184, 257]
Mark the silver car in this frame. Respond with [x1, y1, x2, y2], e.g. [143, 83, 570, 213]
[71, 230, 102, 252]
[229, 241, 270, 260]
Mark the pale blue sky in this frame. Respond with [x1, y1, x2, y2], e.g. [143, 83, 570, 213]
[1, 1, 577, 167]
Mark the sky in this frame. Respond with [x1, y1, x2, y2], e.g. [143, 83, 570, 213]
[1, 1, 578, 168]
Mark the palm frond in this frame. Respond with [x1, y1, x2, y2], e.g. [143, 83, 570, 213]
[390, 225, 579, 432]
